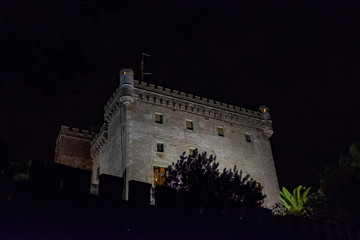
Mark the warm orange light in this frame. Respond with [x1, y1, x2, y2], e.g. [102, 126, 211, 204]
[263, 109, 266, 113]
[124, 71, 126, 75]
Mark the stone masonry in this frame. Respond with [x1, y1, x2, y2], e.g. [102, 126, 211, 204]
[89, 69, 280, 209]
[54, 126, 93, 171]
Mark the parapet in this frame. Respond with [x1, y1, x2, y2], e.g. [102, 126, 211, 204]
[59, 126, 95, 140]
[102, 77, 273, 134]
[104, 88, 121, 122]
[90, 123, 109, 158]
[133, 80, 268, 120]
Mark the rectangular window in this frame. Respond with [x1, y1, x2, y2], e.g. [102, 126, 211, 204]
[217, 127, 224, 137]
[245, 133, 252, 143]
[155, 113, 163, 124]
[186, 120, 193, 130]
[153, 167, 167, 186]
[157, 142, 164, 152]
[189, 148, 195, 156]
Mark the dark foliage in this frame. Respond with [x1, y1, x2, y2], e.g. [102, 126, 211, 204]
[165, 149, 265, 209]
[308, 143, 360, 226]
[218, 166, 265, 206]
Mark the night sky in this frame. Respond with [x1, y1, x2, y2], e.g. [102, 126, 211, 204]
[1, 0, 360, 189]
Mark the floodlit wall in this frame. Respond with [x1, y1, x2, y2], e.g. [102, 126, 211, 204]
[91, 77, 280, 208]
[125, 93, 279, 208]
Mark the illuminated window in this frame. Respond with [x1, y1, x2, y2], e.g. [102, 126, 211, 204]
[217, 127, 224, 137]
[245, 134, 252, 143]
[255, 181, 262, 188]
[189, 148, 195, 156]
[186, 120, 193, 130]
[157, 142, 164, 152]
[155, 113, 163, 124]
[154, 167, 167, 186]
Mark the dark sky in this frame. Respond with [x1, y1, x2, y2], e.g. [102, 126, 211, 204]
[1, 0, 360, 189]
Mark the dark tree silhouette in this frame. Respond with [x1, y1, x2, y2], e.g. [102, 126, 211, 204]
[164, 149, 266, 210]
[309, 143, 360, 226]
[218, 166, 265, 206]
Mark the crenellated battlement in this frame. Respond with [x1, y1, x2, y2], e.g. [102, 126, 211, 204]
[103, 79, 271, 127]
[59, 125, 95, 140]
[133, 80, 263, 118]
[104, 88, 120, 114]
[55, 126, 94, 171]
[138, 81, 263, 116]
[90, 123, 109, 158]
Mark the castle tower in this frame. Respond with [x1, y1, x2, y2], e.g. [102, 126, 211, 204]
[54, 126, 93, 171]
[119, 69, 134, 105]
[87, 68, 280, 207]
[259, 105, 273, 138]
[259, 105, 270, 120]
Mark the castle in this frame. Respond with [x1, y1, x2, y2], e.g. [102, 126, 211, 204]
[54, 69, 280, 208]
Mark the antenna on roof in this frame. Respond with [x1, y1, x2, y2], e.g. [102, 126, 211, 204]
[140, 53, 151, 82]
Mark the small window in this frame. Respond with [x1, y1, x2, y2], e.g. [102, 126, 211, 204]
[155, 113, 163, 124]
[189, 148, 195, 156]
[217, 127, 224, 137]
[157, 142, 164, 152]
[154, 167, 167, 186]
[186, 120, 193, 130]
[245, 134, 252, 142]
[255, 181, 262, 188]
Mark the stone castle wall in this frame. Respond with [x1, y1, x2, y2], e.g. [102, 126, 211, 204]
[54, 126, 93, 171]
[91, 76, 279, 208]
[125, 95, 279, 208]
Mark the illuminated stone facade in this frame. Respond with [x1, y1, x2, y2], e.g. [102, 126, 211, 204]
[54, 126, 93, 171]
[89, 69, 280, 208]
